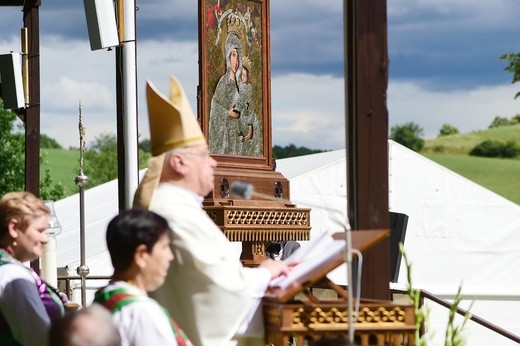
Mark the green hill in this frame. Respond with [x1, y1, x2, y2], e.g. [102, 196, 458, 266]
[421, 123, 520, 205]
[423, 123, 520, 154]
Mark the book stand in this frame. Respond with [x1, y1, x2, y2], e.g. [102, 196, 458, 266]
[263, 230, 416, 345]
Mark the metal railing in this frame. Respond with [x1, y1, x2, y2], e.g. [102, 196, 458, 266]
[58, 275, 111, 304]
[392, 288, 520, 343]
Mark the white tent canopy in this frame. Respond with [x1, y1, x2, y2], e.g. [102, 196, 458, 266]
[53, 140, 520, 344]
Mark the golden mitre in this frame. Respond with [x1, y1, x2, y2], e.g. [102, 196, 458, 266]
[147, 75, 205, 156]
[134, 75, 205, 209]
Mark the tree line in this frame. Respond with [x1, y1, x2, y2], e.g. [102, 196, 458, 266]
[273, 144, 327, 159]
[390, 113, 520, 158]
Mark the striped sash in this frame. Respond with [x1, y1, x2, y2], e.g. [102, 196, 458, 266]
[95, 284, 192, 346]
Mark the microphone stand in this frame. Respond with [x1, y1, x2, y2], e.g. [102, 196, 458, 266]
[344, 225, 356, 344]
[343, 0, 358, 344]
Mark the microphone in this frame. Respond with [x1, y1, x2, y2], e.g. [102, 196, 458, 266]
[229, 181, 254, 200]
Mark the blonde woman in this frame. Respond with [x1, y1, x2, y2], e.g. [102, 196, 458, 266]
[0, 192, 66, 346]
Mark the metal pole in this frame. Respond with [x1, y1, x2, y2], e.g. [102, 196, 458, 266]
[344, 227, 355, 344]
[75, 102, 89, 307]
[344, 1, 358, 344]
[116, 0, 139, 211]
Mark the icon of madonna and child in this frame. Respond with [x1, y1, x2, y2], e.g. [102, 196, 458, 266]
[208, 4, 263, 157]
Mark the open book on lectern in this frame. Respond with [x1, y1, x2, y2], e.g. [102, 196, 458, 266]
[269, 231, 347, 290]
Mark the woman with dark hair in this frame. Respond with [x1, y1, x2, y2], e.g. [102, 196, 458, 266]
[0, 191, 66, 345]
[94, 208, 191, 346]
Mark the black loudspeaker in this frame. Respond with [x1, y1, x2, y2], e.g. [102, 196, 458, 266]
[0, 52, 25, 110]
[83, 0, 119, 51]
[389, 211, 409, 283]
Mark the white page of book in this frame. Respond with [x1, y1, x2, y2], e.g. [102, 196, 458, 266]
[269, 232, 346, 289]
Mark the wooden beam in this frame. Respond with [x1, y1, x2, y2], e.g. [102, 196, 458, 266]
[22, 0, 41, 274]
[346, 0, 391, 300]
[23, 0, 41, 197]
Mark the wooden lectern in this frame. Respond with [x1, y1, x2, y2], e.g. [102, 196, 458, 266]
[263, 230, 416, 345]
[198, 0, 311, 264]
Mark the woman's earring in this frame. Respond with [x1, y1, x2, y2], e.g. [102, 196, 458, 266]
[12, 241, 17, 247]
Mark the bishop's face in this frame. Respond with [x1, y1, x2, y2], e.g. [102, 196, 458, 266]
[180, 143, 218, 197]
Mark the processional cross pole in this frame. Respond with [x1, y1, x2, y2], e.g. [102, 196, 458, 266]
[75, 101, 90, 307]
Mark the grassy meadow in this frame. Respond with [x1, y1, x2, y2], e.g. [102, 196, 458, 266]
[423, 123, 520, 154]
[40, 148, 81, 196]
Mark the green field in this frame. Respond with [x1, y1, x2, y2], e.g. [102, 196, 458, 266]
[40, 148, 81, 196]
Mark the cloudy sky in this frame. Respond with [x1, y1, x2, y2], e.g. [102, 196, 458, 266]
[1, 0, 520, 150]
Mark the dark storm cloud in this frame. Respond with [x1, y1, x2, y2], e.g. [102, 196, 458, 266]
[0, 3, 94, 41]
[136, 16, 197, 42]
[4, 0, 520, 92]
[0, 1, 200, 43]
[270, 1, 344, 78]
[0, 1, 345, 79]
[3, 0, 520, 148]
[40, 7, 90, 40]
[389, 30, 514, 91]
[135, 1, 198, 42]
[388, 1, 520, 91]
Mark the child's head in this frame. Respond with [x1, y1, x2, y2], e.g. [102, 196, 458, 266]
[106, 208, 174, 291]
[241, 56, 252, 84]
[241, 66, 249, 84]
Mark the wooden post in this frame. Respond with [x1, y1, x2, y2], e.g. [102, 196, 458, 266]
[345, 0, 391, 300]
[20, 0, 41, 273]
[22, 0, 41, 197]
